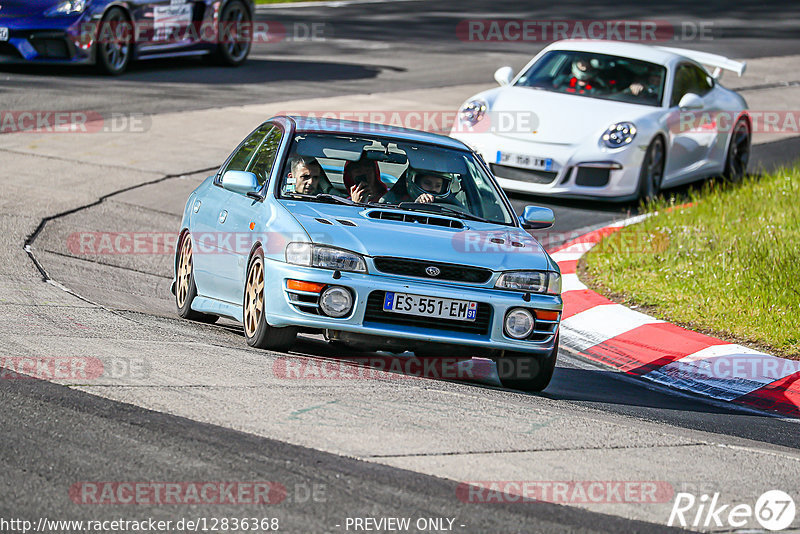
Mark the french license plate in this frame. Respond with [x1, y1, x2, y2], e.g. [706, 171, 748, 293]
[496, 150, 553, 171]
[382, 292, 477, 322]
[0, 28, 9, 42]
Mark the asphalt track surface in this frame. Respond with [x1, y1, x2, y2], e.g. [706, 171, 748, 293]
[2, 1, 800, 533]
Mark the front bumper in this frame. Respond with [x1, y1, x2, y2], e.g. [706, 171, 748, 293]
[0, 16, 93, 64]
[454, 131, 648, 201]
[263, 259, 562, 356]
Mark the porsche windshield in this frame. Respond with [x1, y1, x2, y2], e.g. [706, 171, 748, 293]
[515, 50, 667, 107]
[278, 133, 516, 225]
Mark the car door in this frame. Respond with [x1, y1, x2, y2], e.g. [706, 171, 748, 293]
[192, 123, 272, 303]
[663, 63, 718, 184]
[132, 0, 196, 54]
[216, 124, 285, 305]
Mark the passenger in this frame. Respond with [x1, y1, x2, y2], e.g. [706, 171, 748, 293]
[555, 56, 607, 94]
[344, 155, 387, 203]
[381, 170, 451, 205]
[288, 156, 323, 195]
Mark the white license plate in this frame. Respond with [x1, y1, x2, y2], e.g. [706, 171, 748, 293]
[496, 150, 553, 171]
[0, 28, 9, 42]
[382, 292, 477, 322]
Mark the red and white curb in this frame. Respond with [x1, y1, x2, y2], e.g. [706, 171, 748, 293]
[551, 216, 800, 418]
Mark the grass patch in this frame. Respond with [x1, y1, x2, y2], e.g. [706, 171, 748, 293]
[582, 168, 800, 359]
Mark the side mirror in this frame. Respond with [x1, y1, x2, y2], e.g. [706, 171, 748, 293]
[678, 93, 703, 111]
[221, 170, 260, 196]
[520, 205, 554, 229]
[494, 66, 515, 86]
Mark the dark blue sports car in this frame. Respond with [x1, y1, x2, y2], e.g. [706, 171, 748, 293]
[0, 0, 255, 74]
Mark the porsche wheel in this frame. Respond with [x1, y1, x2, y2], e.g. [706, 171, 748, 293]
[496, 335, 559, 392]
[96, 7, 133, 75]
[243, 248, 297, 350]
[175, 233, 218, 323]
[638, 137, 665, 203]
[724, 119, 751, 183]
[212, 0, 252, 67]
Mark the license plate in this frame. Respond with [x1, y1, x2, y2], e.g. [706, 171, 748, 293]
[496, 150, 553, 171]
[382, 292, 477, 322]
[0, 28, 8, 42]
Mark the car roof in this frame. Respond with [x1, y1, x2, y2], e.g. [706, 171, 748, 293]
[282, 115, 470, 151]
[542, 40, 681, 66]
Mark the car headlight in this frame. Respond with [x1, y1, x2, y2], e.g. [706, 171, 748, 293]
[602, 122, 637, 148]
[285, 243, 367, 273]
[46, 0, 88, 16]
[496, 271, 561, 295]
[459, 99, 487, 126]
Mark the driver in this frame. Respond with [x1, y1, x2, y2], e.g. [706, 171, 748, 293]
[380, 169, 451, 204]
[557, 56, 606, 94]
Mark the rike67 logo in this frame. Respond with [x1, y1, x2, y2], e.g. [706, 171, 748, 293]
[669, 490, 796, 531]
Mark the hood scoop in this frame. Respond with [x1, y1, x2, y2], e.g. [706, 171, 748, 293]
[367, 210, 465, 229]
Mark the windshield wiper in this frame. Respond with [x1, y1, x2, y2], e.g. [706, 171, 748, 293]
[283, 193, 359, 206]
[394, 202, 493, 223]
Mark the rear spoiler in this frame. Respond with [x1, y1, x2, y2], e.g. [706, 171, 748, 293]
[656, 47, 747, 78]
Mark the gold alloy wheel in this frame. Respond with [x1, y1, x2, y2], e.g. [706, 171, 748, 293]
[244, 256, 265, 338]
[176, 236, 193, 309]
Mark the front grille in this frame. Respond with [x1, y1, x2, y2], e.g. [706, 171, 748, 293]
[30, 38, 70, 59]
[575, 167, 611, 187]
[373, 257, 492, 284]
[0, 42, 22, 59]
[363, 291, 492, 336]
[490, 163, 558, 184]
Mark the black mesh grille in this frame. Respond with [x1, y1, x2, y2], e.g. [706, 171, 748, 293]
[575, 167, 611, 187]
[373, 257, 492, 284]
[0, 42, 22, 59]
[490, 163, 558, 184]
[363, 292, 492, 336]
[30, 38, 70, 59]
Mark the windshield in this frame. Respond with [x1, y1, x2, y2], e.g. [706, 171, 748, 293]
[516, 50, 667, 107]
[278, 133, 515, 225]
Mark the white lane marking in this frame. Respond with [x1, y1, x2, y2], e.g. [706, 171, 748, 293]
[644, 344, 800, 401]
[550, 242, 597, 263]
[560, 304, 663, 353]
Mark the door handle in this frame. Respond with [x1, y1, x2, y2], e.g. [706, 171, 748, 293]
[219, 210, 228, 224]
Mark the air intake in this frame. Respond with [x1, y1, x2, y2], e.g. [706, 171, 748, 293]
[367, 210, 464, 229]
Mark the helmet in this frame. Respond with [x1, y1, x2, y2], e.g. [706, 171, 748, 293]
[571, 57, 593, 81]
[405, 169, 452, 201]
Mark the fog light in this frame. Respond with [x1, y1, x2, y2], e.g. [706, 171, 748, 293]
[505, 308, 534, 339]
[319, 286, 353, 318]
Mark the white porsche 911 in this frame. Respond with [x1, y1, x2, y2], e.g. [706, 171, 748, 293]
[450, 40, 751, 201]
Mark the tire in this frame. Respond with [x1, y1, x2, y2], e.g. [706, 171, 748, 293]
[496, 335, 559, 392]
[637, 136, 666, 203]
[211, 0, 252, 66]
[175, 233, 218, 324]
[96, 7, 133, 75]
[723, 118, 751, 183]
[243, 247, 297, 351]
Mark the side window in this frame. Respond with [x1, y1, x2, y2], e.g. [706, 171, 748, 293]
[690, 64, 713, 96]
[221, 123, 272, 177]
[247, 127, 283, 186]
[670, 65, 693, 107]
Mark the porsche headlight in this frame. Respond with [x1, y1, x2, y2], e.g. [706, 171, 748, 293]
[46, 0, 88, 16]
[602, 122, 637, 148]
[496, 271, 561, 295]
[285, 243, 367, 273]
[459, 99, 487, 126]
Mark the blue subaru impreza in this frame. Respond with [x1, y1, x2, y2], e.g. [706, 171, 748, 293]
[0, 0, 254, 74]
[172, 116, 563, 391]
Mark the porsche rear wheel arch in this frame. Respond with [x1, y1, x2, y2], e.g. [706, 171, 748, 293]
[724, 117, 751, 183]
[175, 231, 218, 323]
[243, 246, 298, 351]
[211, 0, 253, 67]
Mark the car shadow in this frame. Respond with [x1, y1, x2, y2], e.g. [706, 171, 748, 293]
[0, 57, 386, 84]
